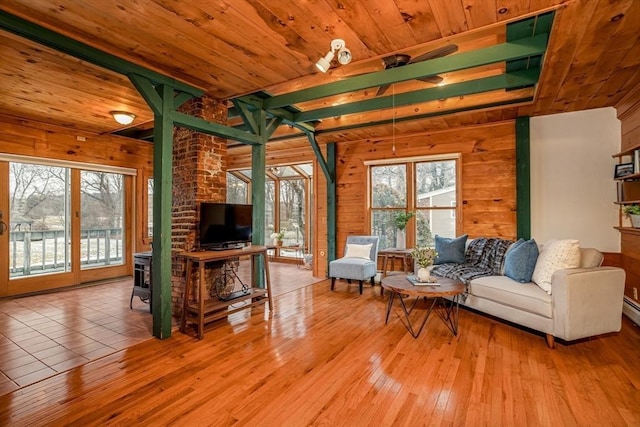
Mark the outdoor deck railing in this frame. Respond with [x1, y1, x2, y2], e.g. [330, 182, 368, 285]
[9, 228, 123, 277]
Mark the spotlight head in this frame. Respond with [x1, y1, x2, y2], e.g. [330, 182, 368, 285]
[337, 46, 352, 65]
[315, 51, 334, 73]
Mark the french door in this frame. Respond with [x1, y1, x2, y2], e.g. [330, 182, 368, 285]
[0, 158, 133, 296]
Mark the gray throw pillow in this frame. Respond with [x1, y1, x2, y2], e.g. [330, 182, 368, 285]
[434, 234, 468, 264]
[504, 238, 539, 283]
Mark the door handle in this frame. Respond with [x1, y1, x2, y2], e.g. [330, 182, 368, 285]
[0, 211, 6, 236]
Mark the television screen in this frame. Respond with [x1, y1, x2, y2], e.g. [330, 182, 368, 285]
[199, 202, 252, 249]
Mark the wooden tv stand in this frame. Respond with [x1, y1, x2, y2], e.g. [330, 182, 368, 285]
[177, 245, 272, 339]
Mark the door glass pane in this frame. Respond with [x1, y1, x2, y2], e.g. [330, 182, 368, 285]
[80, 171, 124, 269]
[226, 173, 248, 204]
[9, 162, 71, 277]
[279, 179, 305, 252]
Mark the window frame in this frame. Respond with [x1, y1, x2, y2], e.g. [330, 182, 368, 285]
[366, 154, 461, 248]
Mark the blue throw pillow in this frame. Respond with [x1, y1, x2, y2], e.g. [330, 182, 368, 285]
[434, 234, 468, 264]
[504, 239, 539, 283]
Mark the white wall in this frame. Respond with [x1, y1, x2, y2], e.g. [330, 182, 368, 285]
[530, 107, 621, 252]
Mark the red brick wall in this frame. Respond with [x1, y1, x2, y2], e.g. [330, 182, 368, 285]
[171, 96, 228, 314]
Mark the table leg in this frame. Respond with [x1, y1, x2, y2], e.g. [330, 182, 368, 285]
[262, 251, 273, 312]
[435, 295, 460, 336]
[396, 294, 437, 338]
[385, 291, 396, 324]
[180, 259, 193, 333]
[197, 262, 205, 340]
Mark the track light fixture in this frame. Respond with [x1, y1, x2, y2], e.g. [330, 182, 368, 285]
[316, 39, 352, 73]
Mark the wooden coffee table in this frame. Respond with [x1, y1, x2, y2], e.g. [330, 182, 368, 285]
[381, 275, 465, 339]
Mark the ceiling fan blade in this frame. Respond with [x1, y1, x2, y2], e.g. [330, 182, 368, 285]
[409, 44, 459, 64]
[416, 75, 444, 84]
[376, 84, 391, 96]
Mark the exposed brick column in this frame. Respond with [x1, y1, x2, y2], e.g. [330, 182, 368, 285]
[171, 96, 227, 316]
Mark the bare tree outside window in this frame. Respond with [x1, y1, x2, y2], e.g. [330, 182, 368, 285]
[370, 159, 457, 249]
[9, 162, 71, 277]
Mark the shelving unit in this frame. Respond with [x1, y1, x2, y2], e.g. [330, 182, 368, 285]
[612, 141, 640, 230]
[178, 246, 272, 339]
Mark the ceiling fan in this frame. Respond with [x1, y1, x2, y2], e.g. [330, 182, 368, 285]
[374, 44, 459, 96]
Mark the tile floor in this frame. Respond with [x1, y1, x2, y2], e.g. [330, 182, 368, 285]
[0, 279, 154, 395]
[0, 261, 320, 396]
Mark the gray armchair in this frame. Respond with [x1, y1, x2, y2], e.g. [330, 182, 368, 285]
[329, 236, 380, 294]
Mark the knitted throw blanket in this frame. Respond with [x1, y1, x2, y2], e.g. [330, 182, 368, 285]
[431, 238, 514, 284]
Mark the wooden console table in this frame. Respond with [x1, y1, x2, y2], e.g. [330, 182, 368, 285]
[178, 246, 272, 339]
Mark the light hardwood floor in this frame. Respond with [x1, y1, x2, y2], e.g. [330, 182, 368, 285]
[1, 278, 639, 426]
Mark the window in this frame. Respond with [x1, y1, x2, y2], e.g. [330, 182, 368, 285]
[369, 156, 459, 248]
[226, 163, 312, 257]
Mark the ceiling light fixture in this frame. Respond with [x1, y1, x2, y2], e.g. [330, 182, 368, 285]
[110, 111, 136, 125]
[316, 39, 352, 73]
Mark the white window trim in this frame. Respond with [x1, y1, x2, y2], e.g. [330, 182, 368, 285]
[0, 153, 137, 176]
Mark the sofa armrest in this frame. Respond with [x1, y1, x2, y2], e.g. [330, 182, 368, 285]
[551, 267, 625, 341]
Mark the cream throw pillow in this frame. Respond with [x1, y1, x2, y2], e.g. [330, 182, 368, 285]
[344, 243, 372, 259]
[532, 239, 581, 294]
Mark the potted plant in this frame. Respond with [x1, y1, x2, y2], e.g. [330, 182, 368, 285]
[411, 245, 438, 282]
[394, 211, 414, 249]
[270, 231, 285, 246]
[623, 205, 640, 228]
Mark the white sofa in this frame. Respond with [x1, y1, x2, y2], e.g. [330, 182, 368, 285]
[432, 240, 626, 348]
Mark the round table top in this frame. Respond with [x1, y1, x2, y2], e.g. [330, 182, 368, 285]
[381, 274, 465, 297]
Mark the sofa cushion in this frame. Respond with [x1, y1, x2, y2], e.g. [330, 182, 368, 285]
[580, 248, 604, 268]
[469, 276, 552, 318]
[532, 239, 581, 294]
[503, 239, 539, 283]
[434, 234, 468, 264]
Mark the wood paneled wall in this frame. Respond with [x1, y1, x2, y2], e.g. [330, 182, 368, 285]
[229, 121, 517, 277]
[329, 121, 516, 274]
[0, 115, 153, 255]
[616, 81, 640, 303]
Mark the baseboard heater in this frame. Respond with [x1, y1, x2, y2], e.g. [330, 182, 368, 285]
[623, 296, 640, 326]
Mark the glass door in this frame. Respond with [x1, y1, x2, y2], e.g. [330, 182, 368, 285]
[1, 159, 133, 296]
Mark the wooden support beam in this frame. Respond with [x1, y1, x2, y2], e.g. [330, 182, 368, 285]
[327, 143, 337, 263]
[251, 109, 267, 289]
[264, 34, 548, 109]
[516, 116, 531, 240]
[294, 69, 540, 122]
[152, 84, 175, 339]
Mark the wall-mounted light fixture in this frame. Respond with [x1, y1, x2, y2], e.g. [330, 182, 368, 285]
[316, 39, 352, 73]
[110, 111, 136, 125]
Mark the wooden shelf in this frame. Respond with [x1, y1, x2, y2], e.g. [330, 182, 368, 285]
[615, 226, 640, 235]
[184, 288, 268, 324]
[615, 200, 640, 205]
[612, 142, 640, 157]
[614, 172, 640, 181]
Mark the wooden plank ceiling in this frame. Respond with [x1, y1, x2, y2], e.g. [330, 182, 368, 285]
[0, 0, 639, 146]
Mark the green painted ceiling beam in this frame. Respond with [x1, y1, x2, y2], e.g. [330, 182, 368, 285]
[129, 74, 163, 116]
[294, 68, 539, 122]
[0, 10, 203, 98]
[264, 34, 548, 109]
[232, 96, 316, 134]
[233, 100, 260, 135]
[170, 111, 260, 145]
[304, 132, 333, 183]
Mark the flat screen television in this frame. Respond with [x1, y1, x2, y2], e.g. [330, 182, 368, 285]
[199, 202, 253, 250]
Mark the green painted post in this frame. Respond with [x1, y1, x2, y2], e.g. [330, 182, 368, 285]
[251, 110, 267, 288]
[327, 143, 337, 263]
[516, 117, 531, 240]
[152, 84, 175, 338]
